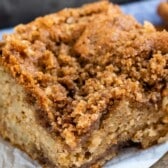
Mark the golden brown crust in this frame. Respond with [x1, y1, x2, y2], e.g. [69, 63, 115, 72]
[1, 1, 168, 150]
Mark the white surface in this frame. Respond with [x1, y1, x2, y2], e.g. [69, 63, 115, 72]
[0, 138, 40, 168]
[105, 142, 168, 168]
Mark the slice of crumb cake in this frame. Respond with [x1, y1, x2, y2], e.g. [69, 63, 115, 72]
[0, 1, 168, 168]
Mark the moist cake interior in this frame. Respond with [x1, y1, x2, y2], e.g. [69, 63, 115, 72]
[0, 1, 168, 168]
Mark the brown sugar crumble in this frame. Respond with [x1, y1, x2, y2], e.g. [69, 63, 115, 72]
[1, 1, 168, 149]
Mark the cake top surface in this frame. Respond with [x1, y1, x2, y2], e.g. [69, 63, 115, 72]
[1, 1, 168, 148]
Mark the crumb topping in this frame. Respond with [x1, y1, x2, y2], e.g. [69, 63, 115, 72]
[1, 1, 168, 148]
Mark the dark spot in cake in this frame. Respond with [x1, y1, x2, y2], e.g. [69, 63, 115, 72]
[85, 151, 92, 159]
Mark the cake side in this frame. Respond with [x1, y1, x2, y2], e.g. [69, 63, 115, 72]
[0, 66, 65, 168]
[0, 66, 168, 168]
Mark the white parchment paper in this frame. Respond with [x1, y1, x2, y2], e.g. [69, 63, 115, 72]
[0, 138, 40, 168]
[0, 0, 167, 167]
